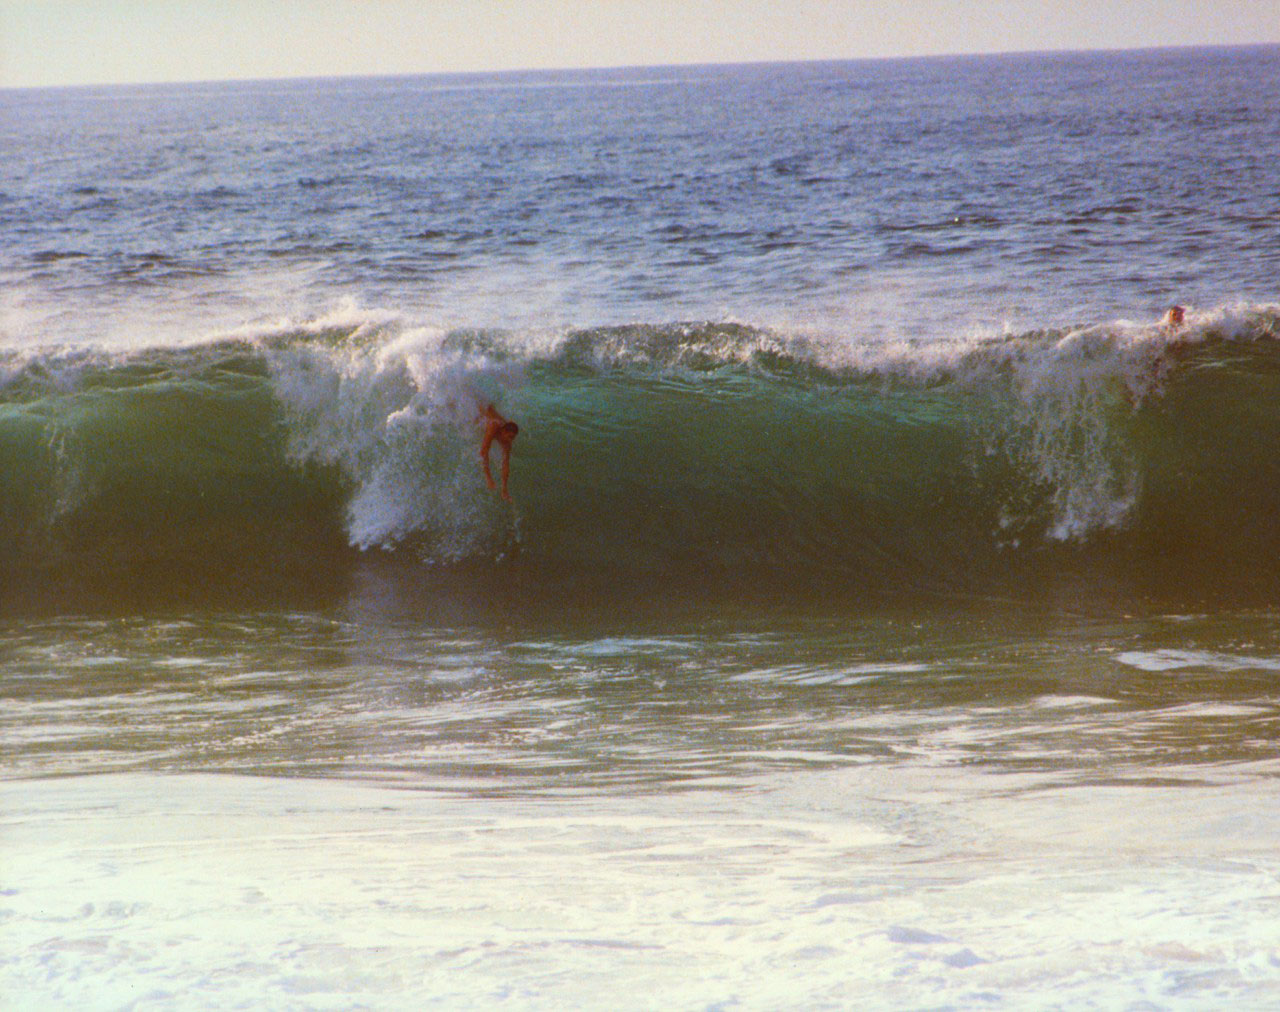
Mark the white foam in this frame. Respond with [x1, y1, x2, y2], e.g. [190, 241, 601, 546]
[1115, 649, 1280, 673]
[1032, 695, 1120, 709]
[259, 312, 524, 557]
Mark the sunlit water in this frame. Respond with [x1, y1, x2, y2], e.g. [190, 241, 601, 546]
[5, 594, 1280, 1007]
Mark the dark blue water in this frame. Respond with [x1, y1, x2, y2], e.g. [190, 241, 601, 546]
[4, 46, 1278, 345]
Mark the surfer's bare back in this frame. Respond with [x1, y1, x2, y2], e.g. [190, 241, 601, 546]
[478, 403, 519, 501]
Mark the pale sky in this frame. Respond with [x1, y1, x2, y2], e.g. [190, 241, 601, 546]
[2, 0, 1278, 89]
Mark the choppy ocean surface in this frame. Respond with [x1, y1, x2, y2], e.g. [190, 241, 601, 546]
[3, 46, 1280, 1008]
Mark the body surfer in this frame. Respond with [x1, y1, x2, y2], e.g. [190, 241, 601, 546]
[478, 403, 518, 501]
[1142, 304, 1189, 397]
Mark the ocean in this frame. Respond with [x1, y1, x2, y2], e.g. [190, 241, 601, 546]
[3, 45, 1280, 1007]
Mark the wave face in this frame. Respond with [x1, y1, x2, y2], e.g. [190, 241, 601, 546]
[4, 304, 1280, 605]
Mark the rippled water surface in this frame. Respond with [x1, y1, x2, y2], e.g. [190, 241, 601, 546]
[5, 597, 1280, 1007]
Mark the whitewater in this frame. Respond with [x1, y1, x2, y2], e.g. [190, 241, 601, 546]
[4, 46, 1280, 1009]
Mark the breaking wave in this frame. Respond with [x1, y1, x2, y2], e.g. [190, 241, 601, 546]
[3, 302, 1280, 606]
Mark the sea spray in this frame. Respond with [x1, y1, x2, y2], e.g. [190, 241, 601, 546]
[263, 322, 525, 557]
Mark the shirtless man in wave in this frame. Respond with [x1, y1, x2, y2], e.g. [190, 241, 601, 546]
[478, 403, 519, 501]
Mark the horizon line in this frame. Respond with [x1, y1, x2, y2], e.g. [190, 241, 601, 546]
[3, 39, 1275, 95]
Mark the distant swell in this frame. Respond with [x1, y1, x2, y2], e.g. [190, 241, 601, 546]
[3, 303, 1280, 606]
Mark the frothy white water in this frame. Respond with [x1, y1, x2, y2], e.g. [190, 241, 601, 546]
[6, 769, 1279, 1009]
[261, 309, 525, 557]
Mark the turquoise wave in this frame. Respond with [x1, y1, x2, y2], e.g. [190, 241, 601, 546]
[3, 307, 1280, 606]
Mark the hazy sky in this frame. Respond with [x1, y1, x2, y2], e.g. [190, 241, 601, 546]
[3, 0, 1278, 88]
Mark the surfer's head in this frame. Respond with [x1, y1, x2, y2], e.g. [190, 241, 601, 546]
[498, 421, 519, 443]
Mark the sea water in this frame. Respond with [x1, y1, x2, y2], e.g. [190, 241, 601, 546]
[3, 47, 1280, 1008]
